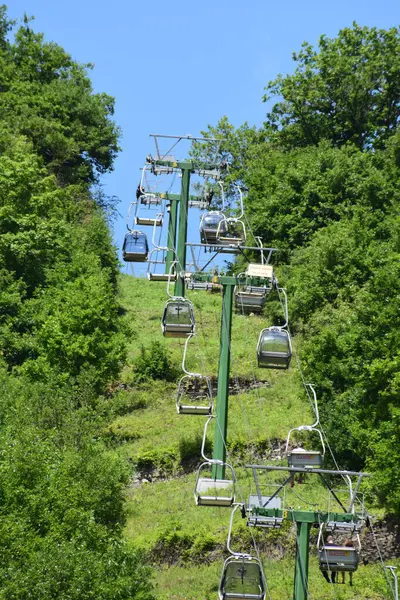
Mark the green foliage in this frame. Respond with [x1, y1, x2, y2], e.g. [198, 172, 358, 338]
[0, 7, 151, 598]
[194, 24, 400, 518]
[133, 341, 178, 383]
[0, 14, 120, 185]
[263, 23, 400, 150]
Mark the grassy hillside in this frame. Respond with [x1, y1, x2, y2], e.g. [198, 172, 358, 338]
[112, 275, 398, 599]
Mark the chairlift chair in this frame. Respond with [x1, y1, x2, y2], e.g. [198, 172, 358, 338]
[285, 385, 325, 468]
[140, 193, 163, 207]
[122, 231, 149, 262]
[288, 447, 324, 468]
[176, 375, 213, 415]
[325, 482, 366, 534]
[194, 462, 235, 507]
[256, 327, 292, 369]
[161, 298, 195, 338]
[135, 213, 163, 227]
[147, 249, 177, 282]
[200, 211, 227, 245]
[216, 217, 246, 247]
[235, 286, 269, 314]
[219, 556, 266, 600]
[247, 494, 284, 529]
[187, 280, 214, 292]
[317, 528, 361, 574]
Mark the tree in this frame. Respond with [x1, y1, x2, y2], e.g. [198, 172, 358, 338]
[263, 23, 400, 151]
[0, 10, 120, 185]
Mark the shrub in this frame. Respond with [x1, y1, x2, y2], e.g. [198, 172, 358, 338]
[133, 342, 178, 383]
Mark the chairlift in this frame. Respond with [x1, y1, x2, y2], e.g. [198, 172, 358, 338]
[286, 385, 325, 468]
[194, 417, 235, 507]
[216, 185, 247, 247]
[136, 213, 163, 227]
[235, 264, 275, 314]
[140, 192, 163, 206]
[195, 463, 235, 506]
[317, 526, 360, 574]
[256, 327, 292, 369]
[235, 286, 269, 314]
[176, 375, 213, 415]
[247, 494, 284, 529]
[325, 478, 366, 534]
[219, 556, 266, 600]
[133, 169, 165, 224]
[147, 250, 177, 282]
[200, 211, 227, 244]
[161, 297, 195, 338]
[122, 231, 149, 262]
[177, 336, 213, 415]
[220, 504, 266, 599]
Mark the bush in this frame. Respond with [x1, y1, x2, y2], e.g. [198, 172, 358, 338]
[133, 342, 178, 383]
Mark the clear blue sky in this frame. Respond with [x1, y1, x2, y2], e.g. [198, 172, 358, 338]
[9, 0, 400, 275]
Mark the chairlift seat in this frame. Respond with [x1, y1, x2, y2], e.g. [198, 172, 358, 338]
[148, 273, 177, 282]
[325, 520, 363, 534]
[195, 478, 234, 507]
[140, 194, 163, 206]
[319, 546, 359, 572]
[187, 281, 214, 291]
[136, 216, 163, 227]
[122, 231, 148, 262]
[189, 200, 210, 210]
[247, 495, 284, 529]
[162, 299, 195, 338]
[257, 328, 292, 369]
[219, 556, 266, 600]
[178, 405, 212, 415]
[235, 287, 269, 313]
[288, 449, 323, 468]
[176, 375, 213, 416]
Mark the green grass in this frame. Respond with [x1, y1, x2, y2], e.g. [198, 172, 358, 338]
[113, 275, 388, 599]
[153, 559, 398, 600]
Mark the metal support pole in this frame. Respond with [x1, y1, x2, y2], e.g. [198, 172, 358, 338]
[212, 283, 233, 479]
[165, 199, 178, 274]
[293, 520, 311, 600]
[174, 167, 191, 297]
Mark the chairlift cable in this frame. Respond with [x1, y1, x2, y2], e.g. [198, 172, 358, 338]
[317, 513, 339, 599]
[367, 514, 398, 599]
[275, 286, 347, 487]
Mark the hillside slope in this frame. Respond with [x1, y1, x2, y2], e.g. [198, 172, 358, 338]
[111, 275, 397, 600]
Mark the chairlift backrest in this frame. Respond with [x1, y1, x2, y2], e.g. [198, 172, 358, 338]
[219, 556, 266, 600]
[200, 212, 227, 244]
[161, 298, 195, 338]
[247, 495, 284, 529]
[318, 545, 360, 572]
[194, 462, 235, 507]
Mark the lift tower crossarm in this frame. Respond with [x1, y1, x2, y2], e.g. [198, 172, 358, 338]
[246, 464, 370, 600]
[147, 157, 223, 172]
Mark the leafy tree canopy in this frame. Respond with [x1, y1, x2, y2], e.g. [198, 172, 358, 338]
[263, 23, 400, 150]
[0, 6, 120, 185]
